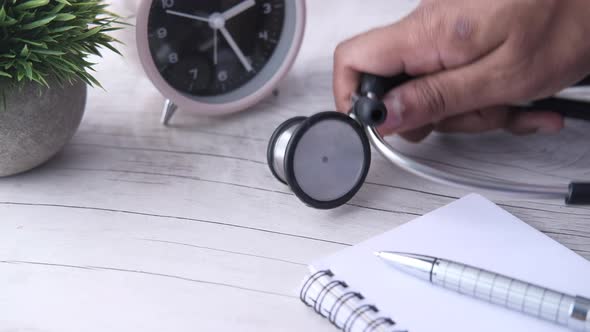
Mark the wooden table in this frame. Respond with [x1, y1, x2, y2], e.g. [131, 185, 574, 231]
[1, 1, 589, 331]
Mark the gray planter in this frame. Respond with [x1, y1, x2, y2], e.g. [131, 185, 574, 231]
[0, 77, 87, 177]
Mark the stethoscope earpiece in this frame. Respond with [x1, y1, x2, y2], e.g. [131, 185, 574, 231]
[353, 95, 388, 127]
[267, 112, 371, 209]
[268, 73, 590, 209]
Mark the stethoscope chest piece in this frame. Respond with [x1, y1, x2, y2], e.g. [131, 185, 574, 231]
[267, 112, 371, 209]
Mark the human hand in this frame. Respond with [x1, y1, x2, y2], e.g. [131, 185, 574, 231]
[333, 0, 590, 141]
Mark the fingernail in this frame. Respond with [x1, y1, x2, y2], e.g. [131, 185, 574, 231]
[382, 92, 405, 130]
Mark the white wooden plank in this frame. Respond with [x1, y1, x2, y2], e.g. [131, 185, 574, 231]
[0, 206, 332, 332]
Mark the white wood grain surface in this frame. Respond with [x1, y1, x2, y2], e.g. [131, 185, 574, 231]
[1, 1, 589, 331]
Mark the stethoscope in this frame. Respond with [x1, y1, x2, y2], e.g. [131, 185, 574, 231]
[268, 73, 590, 209]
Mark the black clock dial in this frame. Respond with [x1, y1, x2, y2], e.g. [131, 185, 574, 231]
[147, 0, 286, 96]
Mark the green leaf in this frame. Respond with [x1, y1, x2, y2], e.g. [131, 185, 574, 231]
[3, 60, 15, 70]
[0, 15, 17, 27]
[32, 72, 49, 87]
[96, 40, 121, 55]
[28, 53, 40, 62]
[14, 38, 46, 48]
[1, 91, 6, 110]
[31, 49, 65, 55]
[71, 26, 102, 41]
[0, 6, 6, 22]
[15, 0, 50, 11]
[21, 14, 56, 30]
[48, 25, 77, 33]
[54, 13, 75, 21]
[78, 70, 101, 88]
[20, 45, 29, 57]
[44, 58, 75, 74]
[39, 35, 57, 43]
[22, 61, 33, 80]
[0, 71, 12, 78]
[47, 3, 66, 15]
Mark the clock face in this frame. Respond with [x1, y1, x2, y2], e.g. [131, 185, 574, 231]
[147, 0, 286, 97]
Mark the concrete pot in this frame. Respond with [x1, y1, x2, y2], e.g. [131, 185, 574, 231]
[0, 77, 87, 177]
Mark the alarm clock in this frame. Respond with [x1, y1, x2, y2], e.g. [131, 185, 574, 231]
[136, 0, 306, 124]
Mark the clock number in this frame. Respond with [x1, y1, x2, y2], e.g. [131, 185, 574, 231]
[189, 68, 199, 80]
[262, 3, 272, 14]
[157, 27, 167, 39]
[258, 30, 269, 41]
[168, 52, 178, 64]
[161, 0, 174, 9]
[217, 70, 228, 82]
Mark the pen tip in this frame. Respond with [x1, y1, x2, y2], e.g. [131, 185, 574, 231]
[373, 251, 382, 257]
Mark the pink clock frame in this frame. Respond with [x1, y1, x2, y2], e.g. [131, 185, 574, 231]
[135, 0, 306, 116]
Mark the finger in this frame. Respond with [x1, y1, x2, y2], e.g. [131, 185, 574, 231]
[504, 110, 564, 135]
[399, 125, 435, 142]
[434, 107, 510, 133]
[379, 42, 530, 134]
[434, 108, 564, 135]
[333, 3, 508, 113]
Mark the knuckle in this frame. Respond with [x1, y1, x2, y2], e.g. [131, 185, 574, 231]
[413, 5, 478, 67]
[452, 16, 476, 43]
[414, 4, 444, 45]
[447, 16, 478, 63]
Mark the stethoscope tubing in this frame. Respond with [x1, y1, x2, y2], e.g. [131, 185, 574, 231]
[364, 125, 568, 200]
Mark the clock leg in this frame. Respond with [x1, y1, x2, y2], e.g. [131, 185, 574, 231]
[161, 99, 178, 126]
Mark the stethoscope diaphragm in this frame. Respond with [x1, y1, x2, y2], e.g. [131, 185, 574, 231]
[267, 112, 371, 209]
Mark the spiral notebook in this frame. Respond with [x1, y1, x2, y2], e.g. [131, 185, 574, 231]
[299, 194, 590, 332]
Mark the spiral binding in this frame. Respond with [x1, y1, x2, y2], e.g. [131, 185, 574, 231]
[330, 291, 363, 328]
[300, 269, 407, 332]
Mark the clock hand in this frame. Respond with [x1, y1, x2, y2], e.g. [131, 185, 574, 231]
[222, 0, 256, 21]
[213, 29, 218, 65]
[199, 35, 219, 63]
[220, 26, 253, 72]
[198, 38, 214, 52]
[166, 10, 209, 23]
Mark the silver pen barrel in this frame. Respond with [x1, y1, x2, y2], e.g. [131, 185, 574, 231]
[377, 252, 590, 332]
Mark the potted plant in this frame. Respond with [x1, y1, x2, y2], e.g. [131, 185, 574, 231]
[0, 0, 123, 177]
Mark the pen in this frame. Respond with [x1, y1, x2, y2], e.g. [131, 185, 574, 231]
[375, 251, 590, 331]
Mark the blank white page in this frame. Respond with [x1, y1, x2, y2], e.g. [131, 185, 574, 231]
[311, 194, 590, 332]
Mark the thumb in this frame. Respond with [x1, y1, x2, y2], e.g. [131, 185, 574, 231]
[379, 60, 506, 133]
